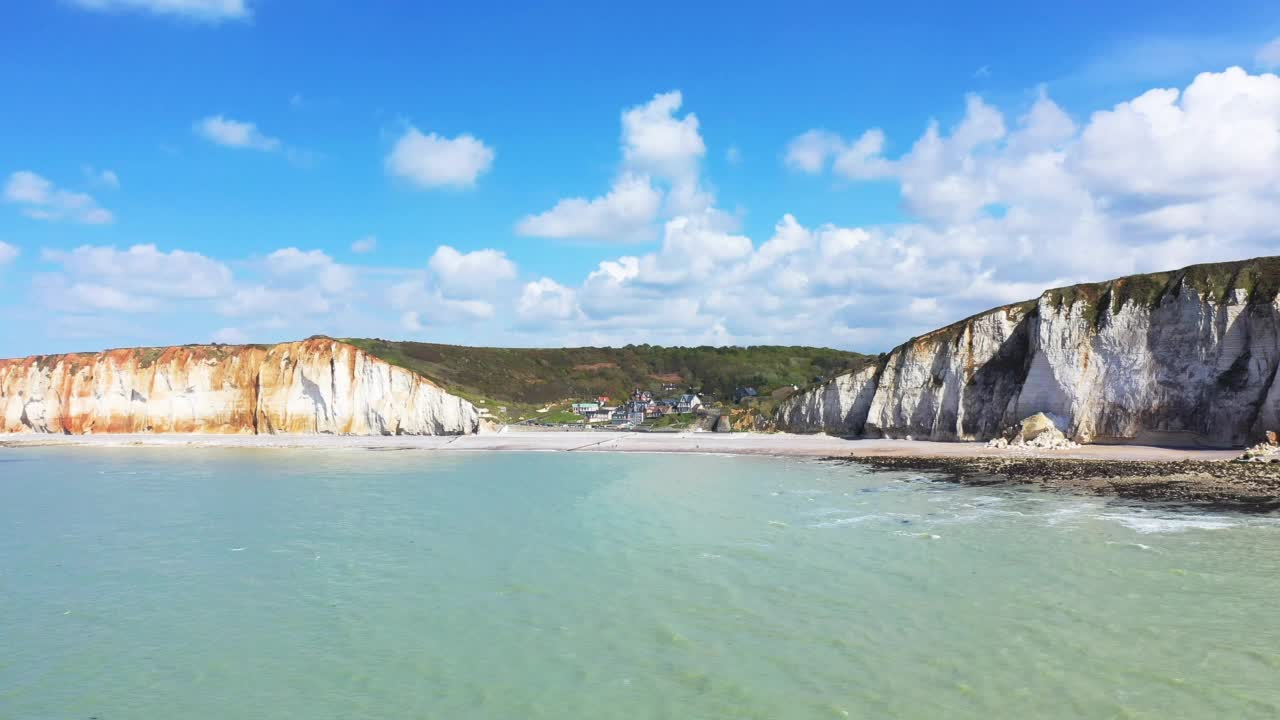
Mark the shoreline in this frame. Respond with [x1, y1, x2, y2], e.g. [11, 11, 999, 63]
[5, 430, 1276, 511]
[0, 429, 1247, 460]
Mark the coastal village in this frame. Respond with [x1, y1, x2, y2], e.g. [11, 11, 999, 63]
[511, 382, 783, 430]
[570, 387, 705, 426]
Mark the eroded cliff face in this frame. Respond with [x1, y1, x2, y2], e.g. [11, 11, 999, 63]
[0, 338, 479, 436]
[774, 364, 881, 435]
[777, 263, 1280, 448]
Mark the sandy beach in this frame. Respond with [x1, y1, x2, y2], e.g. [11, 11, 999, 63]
[0, 427, 1243, 461]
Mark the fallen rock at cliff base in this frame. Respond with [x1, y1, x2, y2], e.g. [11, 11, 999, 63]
[988, 413, 1079, 450]
[1238, 434, 1280, 462]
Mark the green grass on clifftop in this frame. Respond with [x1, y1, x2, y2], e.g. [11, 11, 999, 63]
[1045, 256, 1280, 328]
[342, 339, 871, 421]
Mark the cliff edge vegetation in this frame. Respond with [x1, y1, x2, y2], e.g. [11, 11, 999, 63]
[343, 340, 872, 423]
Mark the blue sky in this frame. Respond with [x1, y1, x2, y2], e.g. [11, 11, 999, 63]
[3, 0, 1280, 357]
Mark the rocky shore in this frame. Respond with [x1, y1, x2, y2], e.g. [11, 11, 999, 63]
[846, 455, 1280, 513]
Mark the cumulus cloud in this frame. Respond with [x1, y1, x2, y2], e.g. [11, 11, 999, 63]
[515, 67, 1280, 348]
[519, 90, 712, 243]
[517, 278, 580, 325]
[622, 91, 705, 181]
[195, 115, 281, 151]
[45, 244, 232, 299]
[385, 128, 494, 189]
[350, 235, 377, 254]
[20, 68, 1280, 352]
[3, 171, 114, 224]
[71, 0, 249, 22]
[264, 247, 354, 294]
[785, 129, 891, 179]
[516, 174, 662, 242]
[35, 244, 232, 314]
[427, 246, 517, 299]
[379, 245, 518, 330]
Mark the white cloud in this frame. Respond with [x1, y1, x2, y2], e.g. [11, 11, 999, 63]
[194, 115, 281, 151]
[380, 245, 517, 328]
[34, 244, 234, 321]
[621, 91, 705, 181]
[350, 235, 377, 254]
[1257, 37, 1280, 70]
[785, 128, 891, 179]
[516, 174, 662, 242]
[3, 171, 114, 224]
[387, 279, 496, 324]
[72, 0, 249, 21]
[0, 241, 18, 267]
[264, 248, 354, 294]
[385, 127, 494, 189]
[427, 246, 517, 299]
[1074, 67, 1280, 198]
[515, 67, 1280, 348]
[17, 67, 1280, 353]
[45, 244, 233, 299]
[517, 278, 579, 325]
[520, 90, 713, 244]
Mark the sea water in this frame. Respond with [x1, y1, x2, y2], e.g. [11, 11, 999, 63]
[3, 448, 1279, 718]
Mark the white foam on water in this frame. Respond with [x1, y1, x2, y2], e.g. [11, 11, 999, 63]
[1106, 541, 1154, 551]
[1042, 502, 1098, 527]
[229, 547, 247, 552]
[809, 514, 885, 529]
[1101, 514, 1237, 534]
[894, 531, 942, 539]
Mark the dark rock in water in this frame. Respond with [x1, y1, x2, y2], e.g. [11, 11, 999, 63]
[836, 455, 1280, 513]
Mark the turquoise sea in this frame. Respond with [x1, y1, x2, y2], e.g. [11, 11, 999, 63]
[3, 448, 1280, 719]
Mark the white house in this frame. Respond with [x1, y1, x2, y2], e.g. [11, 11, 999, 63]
[675, 393, 702, 414]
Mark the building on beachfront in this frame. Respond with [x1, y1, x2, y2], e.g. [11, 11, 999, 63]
[572, 402, 600, 415]
[587, 406, 615, 423]
[610, 406, 645, 426]
[675, 393, 702, 414]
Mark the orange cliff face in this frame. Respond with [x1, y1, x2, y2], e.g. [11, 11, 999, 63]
[0, 338, 479, 436]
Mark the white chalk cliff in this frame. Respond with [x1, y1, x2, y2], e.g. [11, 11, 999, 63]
[0, 338, 479, 436]
[776, 257, 1280, 448]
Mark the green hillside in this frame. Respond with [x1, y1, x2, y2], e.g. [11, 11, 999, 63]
[343, 339, 872, 422]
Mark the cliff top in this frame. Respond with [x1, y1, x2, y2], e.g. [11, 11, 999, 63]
[903, 255, 1280, 351]
[1043, 255, 1280, 327]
